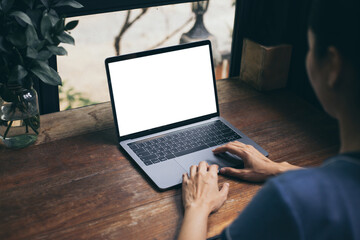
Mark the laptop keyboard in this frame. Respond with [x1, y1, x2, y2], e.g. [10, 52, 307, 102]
[128, 120, 241, 166]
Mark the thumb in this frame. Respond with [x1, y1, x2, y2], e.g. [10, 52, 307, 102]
[220, 182, 230, 198]
[220, 167, 251, 180]
[212, 182, 230, 213]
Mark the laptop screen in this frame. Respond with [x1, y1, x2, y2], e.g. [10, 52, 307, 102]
[107, 43, 218, 137]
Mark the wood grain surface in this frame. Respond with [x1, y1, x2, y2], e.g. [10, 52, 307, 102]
[0, 78, 339, 239]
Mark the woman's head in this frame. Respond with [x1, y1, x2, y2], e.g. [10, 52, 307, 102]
[306, 0, 360, 118]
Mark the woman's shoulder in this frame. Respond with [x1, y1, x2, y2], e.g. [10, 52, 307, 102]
[265, 152, 360, 238]
[272, 152, 360, 189]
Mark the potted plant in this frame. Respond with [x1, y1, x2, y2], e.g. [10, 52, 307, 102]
[0, 0, 83, 148]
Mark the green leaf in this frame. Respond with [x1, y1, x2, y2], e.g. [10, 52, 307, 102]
[26, 47, 38, 59]
[53, 19, 64, 34]
[33, 40, 45, 51]
[48, 8, 59, 18]
[56, 32, 74, 45]
[65, 20, 78, 31]
[0, 37, 9, 53]
[26, 9, 42, 30]
[40, 0, 50, 9]
[9, 65, 28, 84]
[30, 61, 61, 86]
[54, 0, 83, 8]
[25, 25, 39, 47]
[48, 9, 59, 25]
[23, 0, 36, 9]
[40, 13, 52, 37]
[6, 30, 27, 48]
[37, 50, 53, 60]
[1, 0, 15, 13]
[10, 11, 34, 26]
[47, 46, 67, 55]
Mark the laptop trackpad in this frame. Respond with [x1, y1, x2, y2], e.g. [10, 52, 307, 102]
[175, 148, 244, 173]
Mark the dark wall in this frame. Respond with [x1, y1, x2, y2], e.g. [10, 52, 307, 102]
[231, 0, 320, 107]
[286, 0, 320, 108]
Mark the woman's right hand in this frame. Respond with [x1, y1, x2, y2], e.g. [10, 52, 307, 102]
[213, 141, 301, 182]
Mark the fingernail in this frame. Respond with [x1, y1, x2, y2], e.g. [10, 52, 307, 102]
[219, 168, 225, 173]
[224, 182, 229, 187]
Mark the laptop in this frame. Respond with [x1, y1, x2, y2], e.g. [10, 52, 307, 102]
[105, 40, 268, 190]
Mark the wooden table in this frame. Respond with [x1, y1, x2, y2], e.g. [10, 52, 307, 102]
[0, 78, 339, 240]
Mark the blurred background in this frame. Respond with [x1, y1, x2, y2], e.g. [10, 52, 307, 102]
[57, 0, 236, 111]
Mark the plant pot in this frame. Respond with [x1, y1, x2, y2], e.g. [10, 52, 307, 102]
[0, 86, 40, 148]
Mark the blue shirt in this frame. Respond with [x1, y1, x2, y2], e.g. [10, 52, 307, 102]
[220, 153, 360, 240]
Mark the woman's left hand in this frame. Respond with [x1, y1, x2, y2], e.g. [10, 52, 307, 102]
[182, 161, 229, 215]
[179, 161, 229, 240]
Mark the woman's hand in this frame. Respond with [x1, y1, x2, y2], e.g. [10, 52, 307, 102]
[213, 141, 301, 182]
[178, 161, 229, 240]
[182, 161, 229, 215]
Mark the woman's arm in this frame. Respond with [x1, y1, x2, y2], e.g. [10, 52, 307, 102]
[214, 141, 301, 182]
[178, 162, 229, 240]
[179, 141, 301, 239]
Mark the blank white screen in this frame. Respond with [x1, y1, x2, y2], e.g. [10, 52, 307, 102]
[108, 44, 217, 137]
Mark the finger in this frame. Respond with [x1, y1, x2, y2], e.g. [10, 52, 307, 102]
[209, 164, 219, 174]
[212, 144, 229, 154]
[213, 143, 267, 170]
[220, 182, 230, 199]
[220, 167, 251, 180]
[212, 182, 229, 212]
[212, 142, 241, 154]
[190, 165, 197, 178]
[213, 143, 243, 157]
[182, 173, 189, 183]
[198, 161, 208, 173]
[214, 141, 253, 153]
[231, 141, 247, 147]
[232, 142, 261, 155]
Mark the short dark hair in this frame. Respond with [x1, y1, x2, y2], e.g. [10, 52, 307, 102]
[308, 0, 360, 68]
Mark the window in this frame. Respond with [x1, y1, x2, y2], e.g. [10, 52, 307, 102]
[37, 0, 243, 114]
[57, 1, 235, 111]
